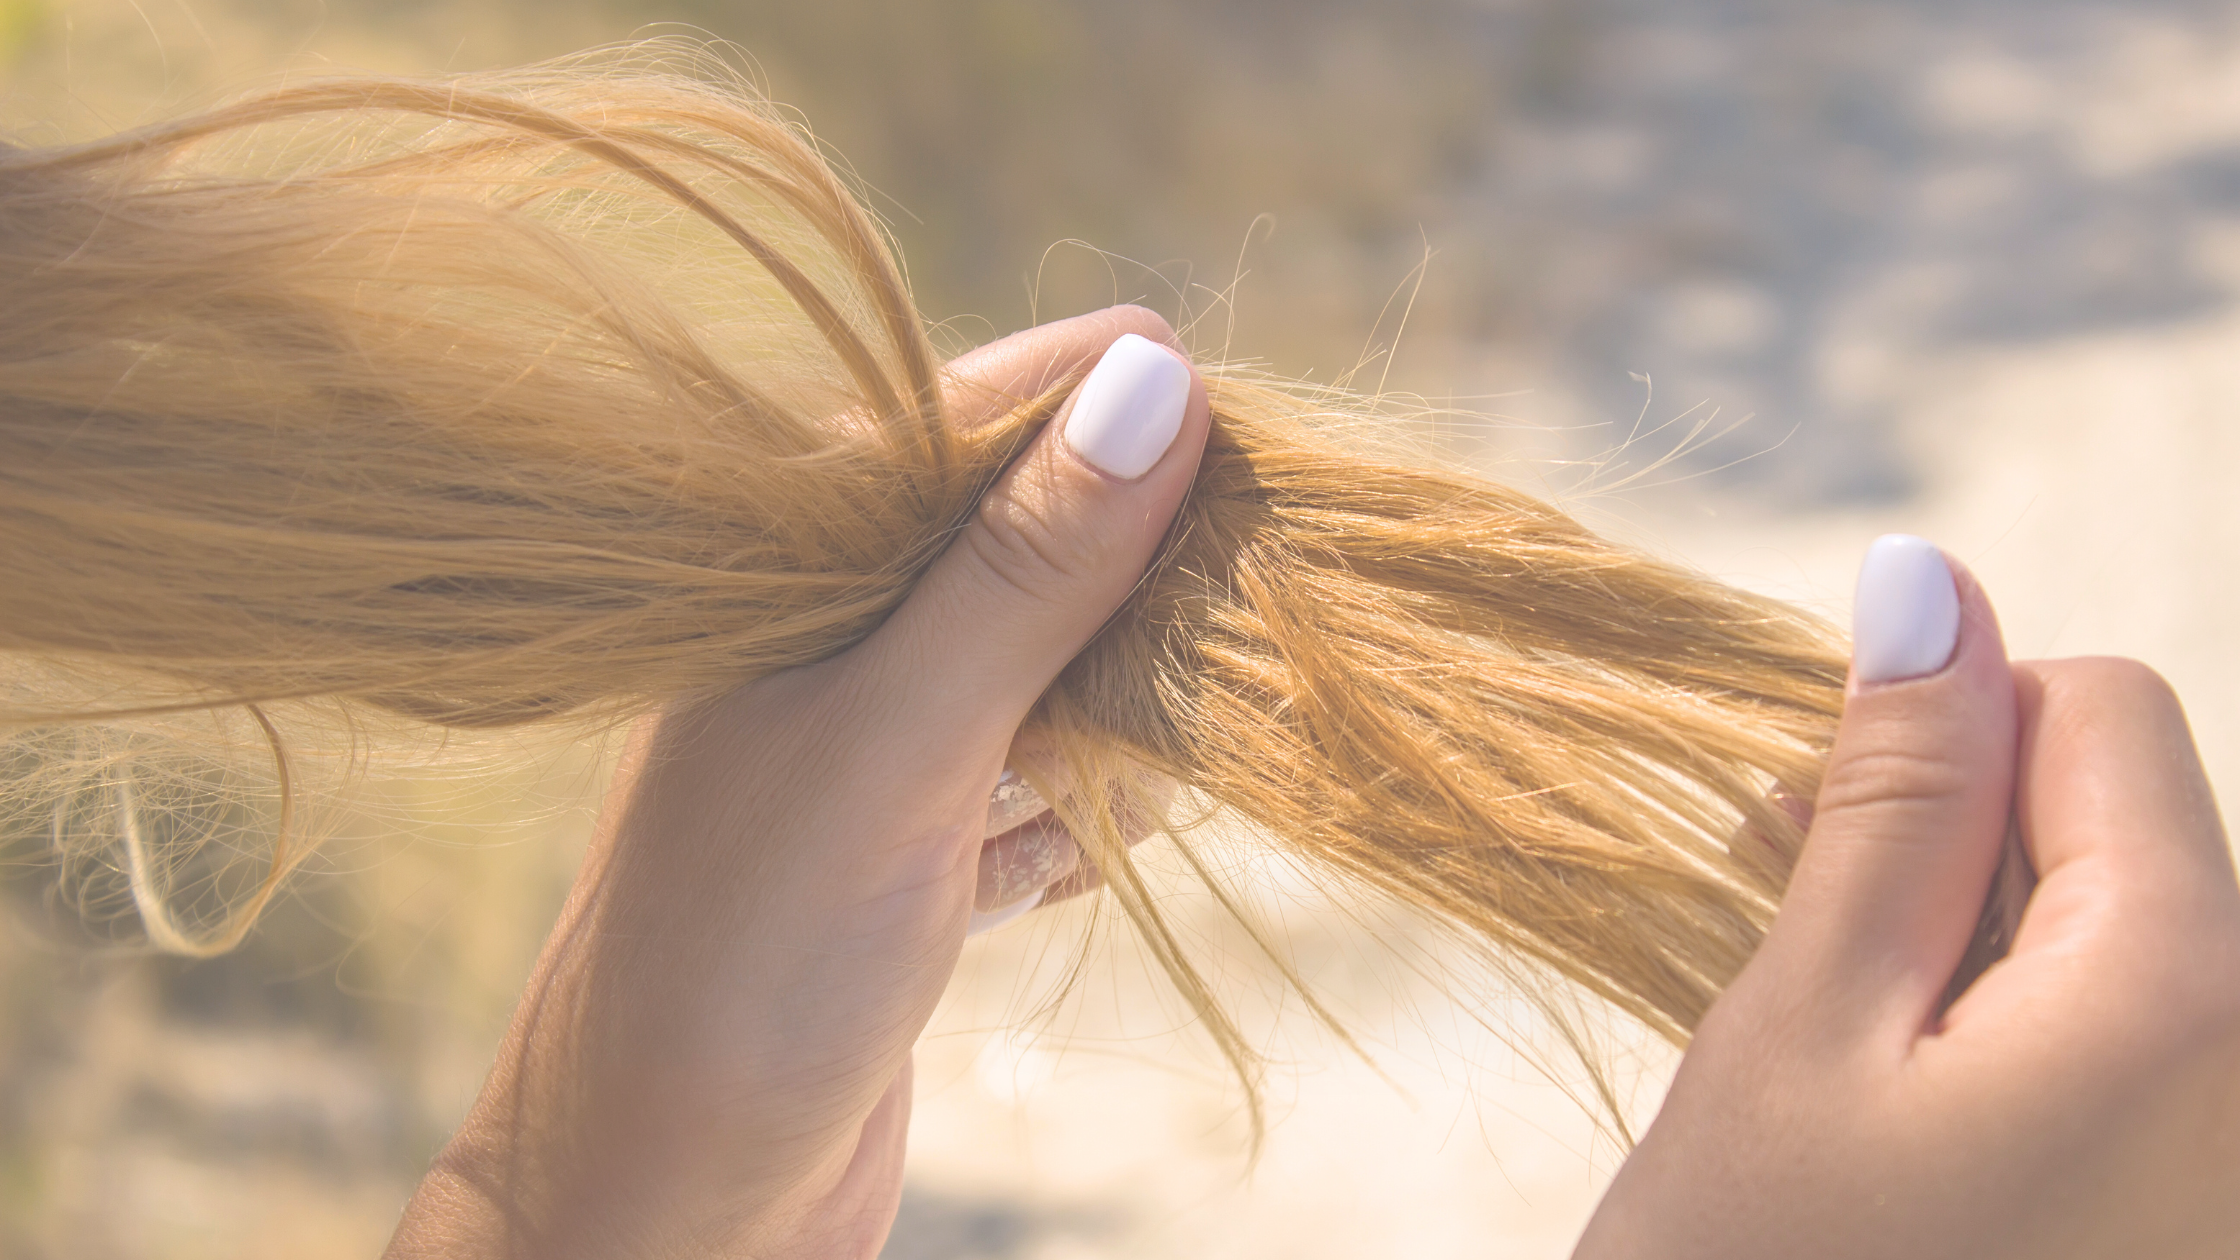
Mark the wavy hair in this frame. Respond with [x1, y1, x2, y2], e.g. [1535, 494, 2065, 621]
[0, 44, 1849, 1131]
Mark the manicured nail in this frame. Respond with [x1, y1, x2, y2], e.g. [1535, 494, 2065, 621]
[976, 818, 1078, 912]
[966, 886, 1044, 936]
[1061, 333, 1191, 479]
[984, 768, 1049, 840]
[1853, 534, 1960, 683]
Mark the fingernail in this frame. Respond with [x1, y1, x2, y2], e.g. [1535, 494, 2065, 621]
[984, 768, 1049, 840]
[1061, 333, 1191, 480]
[967, 886, 1044, 936]
[1853, 534, 1961, 684]
[976, 819, 1079, 912]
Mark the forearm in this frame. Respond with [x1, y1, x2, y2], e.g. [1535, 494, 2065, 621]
[385, 704, 914, 1259]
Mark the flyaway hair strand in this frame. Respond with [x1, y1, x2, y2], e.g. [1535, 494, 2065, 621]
[0, 43, 1849, 1139]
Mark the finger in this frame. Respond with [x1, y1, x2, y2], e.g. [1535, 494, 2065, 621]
[858, 330, 1212, 743]
[1757, 535, 2019, 1039]
[1031, 824, 1147, 907]
[1935, 657, 2237, 1033]
[983, 764, 1058, 838]
[1021, 774, 1173, 909]
[2012, 657, 2234, 905]
[1037, 861, 1107, 907]
[975, 816, 1077, 914]
[941, 305, 1183, 434]
[1727, 785, 1815, 894]
[971, 770, 1174, 923]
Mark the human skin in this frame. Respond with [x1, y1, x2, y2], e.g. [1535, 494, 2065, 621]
[383, 304, 1211, 1259]
[1574, 563, 2240, 1258]
[385, 305, 2240, 1257]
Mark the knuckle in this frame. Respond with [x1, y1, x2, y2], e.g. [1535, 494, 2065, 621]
[1815, 744, 1976, 819]
[2118, 661, 2187, 727]
[2040, 656, 2197, 754]
[960, 487, 1096, 605]
[2057, 655, 2181, 711]
[1106, 303, 1177, 346]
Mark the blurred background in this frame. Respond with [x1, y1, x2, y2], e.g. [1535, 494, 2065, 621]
[4, 1, 2239, 1255]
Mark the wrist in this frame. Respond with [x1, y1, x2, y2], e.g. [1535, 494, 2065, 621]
[389, 1034, 888, 1260]
[388, 1120, 813, 1260]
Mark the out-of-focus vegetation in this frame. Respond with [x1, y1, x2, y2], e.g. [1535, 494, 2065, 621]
[6, 1, 2240, 1256]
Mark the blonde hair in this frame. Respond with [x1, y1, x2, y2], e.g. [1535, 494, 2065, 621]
[0, 45, 1845, 1130]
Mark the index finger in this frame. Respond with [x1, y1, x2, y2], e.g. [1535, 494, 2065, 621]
[941, 305, 1181, 433]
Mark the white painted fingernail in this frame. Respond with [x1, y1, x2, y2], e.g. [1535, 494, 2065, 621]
[1853, 534, 1961, 684]
[1061, 333, 1191, 479]
[966, 886, 1044, 936]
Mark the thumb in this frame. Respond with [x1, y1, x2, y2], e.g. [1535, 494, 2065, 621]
[859, 330, 1210, 742]
[1760, 535, 2019, 1040]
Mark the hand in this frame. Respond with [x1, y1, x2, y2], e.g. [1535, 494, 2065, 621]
[384, 306, 1212, 1259]
[1576, 537, 2240, 1258]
